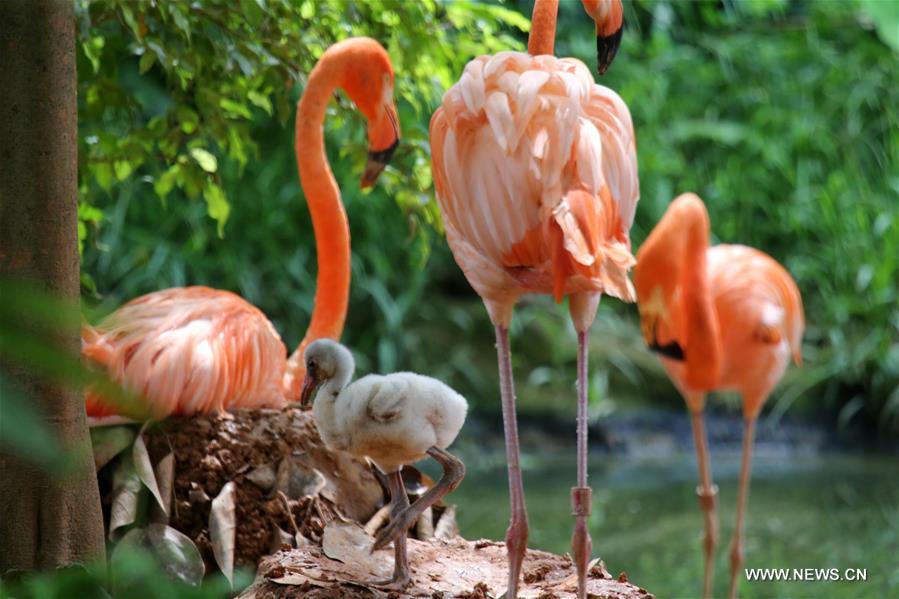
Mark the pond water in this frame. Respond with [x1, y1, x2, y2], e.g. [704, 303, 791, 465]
[445, 444, 898, 598]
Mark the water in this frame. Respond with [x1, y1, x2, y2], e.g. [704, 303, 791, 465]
[445, 445, 899, 598]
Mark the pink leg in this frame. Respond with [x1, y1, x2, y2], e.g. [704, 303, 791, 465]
[496, 325, 529, 598]
[728, 416, 757, 599]
[369, 470, 410, 589]
[690, 407, 718, 599]
[570, 331, 593, 599]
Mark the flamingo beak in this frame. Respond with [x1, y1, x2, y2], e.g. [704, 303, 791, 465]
[300, 371, 320, 408]
[594, 0, 624, 75]
[596, 26, 623, 75]
[361, 102, 400, 188]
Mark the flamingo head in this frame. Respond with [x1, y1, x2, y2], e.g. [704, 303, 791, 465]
[582, 0, 624, 75]
[335, 38, 401, 188]
[300, 338, 354, 406]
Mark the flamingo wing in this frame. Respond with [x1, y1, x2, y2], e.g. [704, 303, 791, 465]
[83, 286, 287, 418]
[707, 245, 805, 365]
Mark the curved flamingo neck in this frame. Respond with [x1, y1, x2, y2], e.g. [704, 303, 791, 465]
[528, 0, 558, 56]
[285, 56, 352, 398]
[678, 202, 722, 390]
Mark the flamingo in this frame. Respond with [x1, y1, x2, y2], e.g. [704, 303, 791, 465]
[633, 193, 804, 599]
[429, 1, 635, 596]
[83, 37, 400, 419]
[299, 339, 467, 590]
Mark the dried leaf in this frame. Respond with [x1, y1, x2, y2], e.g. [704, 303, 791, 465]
[321, 521, 392, 578]
[109, 452, 141, 540]
[363, 504, 391, 537]
[210, 481, 237, 587]
[270, 573, 317, 586]
[417, 506, 435, 540]
[269, 524, 294, 554]
[246, 463, 276, 491]
[434, 505, 459, 540]
[151, 452, 174, 524]
[133, 429, 166, 516]
[90, 425, 135, 471]
[112, 524, 204, 588]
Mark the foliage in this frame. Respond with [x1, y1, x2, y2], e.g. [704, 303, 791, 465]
[75, 0, 898, 431]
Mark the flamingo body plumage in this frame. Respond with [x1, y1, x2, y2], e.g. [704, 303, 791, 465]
[83, 287, 287, 418]
[430, 50, 638, 326]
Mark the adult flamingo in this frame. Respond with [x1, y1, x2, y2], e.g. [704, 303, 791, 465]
[633, 194, 804, 599]
[83, 37, 400, 419]
[429, 1, 635, 596]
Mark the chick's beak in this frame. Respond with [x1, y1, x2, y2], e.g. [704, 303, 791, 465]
[300, 371, 319, 408]
[361, 102, 400, 189]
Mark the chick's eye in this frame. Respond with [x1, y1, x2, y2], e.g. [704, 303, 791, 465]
[307, 359, 317, 370]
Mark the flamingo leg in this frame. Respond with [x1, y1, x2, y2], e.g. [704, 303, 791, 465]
[372, 447, 465, 552]
[368, 470, 411, 589]
[728, 416, 757, 599]
[571, 330, 593, 599]
[690, 407, 718, 599]
[497, 324, 529, 599]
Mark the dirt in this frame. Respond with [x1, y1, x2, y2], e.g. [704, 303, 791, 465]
[140, 408, 380, 571]
[240, 524, 654, 599]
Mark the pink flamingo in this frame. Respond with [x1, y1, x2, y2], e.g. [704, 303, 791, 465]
[429, 1, 634, 596]
[83, 38, 400, 419]
[633, 194, 804, 599]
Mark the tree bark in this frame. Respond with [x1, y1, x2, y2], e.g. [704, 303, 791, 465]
[0, 0, 106, 572]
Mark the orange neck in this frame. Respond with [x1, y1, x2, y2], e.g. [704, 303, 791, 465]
[528, 0, 558, 56]
[285, 54, 352, 397]
[678, 201, 722, 390]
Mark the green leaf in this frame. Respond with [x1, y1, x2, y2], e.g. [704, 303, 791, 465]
[114, 160, 134, 181]
[219, 98, 252, 119]
[93, 162, 114, 191]
[138, 51, 156, 74]
[858, 0, 899, 51]
[203, 182, 230, 236]
[169, 6, 192, 41]
[247, 90, 273, 115]
[82, 36, 105, 73]
[189, 148, 218, 173]
[153, 164, 181, 198]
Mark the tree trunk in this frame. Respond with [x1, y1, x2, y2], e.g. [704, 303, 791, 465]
[0, 0, 106, 572]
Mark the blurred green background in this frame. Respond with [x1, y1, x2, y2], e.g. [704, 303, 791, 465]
[7, 0, 898, 597]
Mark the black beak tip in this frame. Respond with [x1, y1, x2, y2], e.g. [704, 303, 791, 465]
[362, 138, 399, 188]
[596, 26, 623, 76]
[649, 340, 686, 362]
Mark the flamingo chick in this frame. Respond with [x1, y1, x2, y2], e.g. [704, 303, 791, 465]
[633, 194, 804, 599]
[299, 339, 467, 589]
